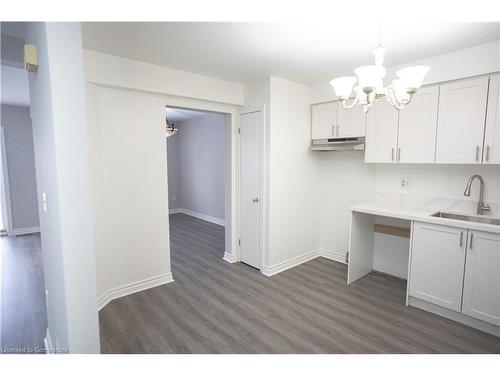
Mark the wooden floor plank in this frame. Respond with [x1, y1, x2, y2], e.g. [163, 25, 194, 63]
[99, 213, 500, 353]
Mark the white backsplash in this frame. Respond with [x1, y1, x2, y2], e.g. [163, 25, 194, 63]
[374, 163, 500, 216]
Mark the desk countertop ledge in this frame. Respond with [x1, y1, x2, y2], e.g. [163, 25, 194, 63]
[351, 203, 500, 234]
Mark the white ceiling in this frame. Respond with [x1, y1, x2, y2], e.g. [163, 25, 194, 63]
[82, 22, 500, 84]
[166, 107, 213, 123]
[1, 65, 30, 107]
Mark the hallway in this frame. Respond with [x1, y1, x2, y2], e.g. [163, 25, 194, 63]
[0, 234, 46, 354]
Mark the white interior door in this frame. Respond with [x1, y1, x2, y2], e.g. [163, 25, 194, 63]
[239, 110, 262, 269]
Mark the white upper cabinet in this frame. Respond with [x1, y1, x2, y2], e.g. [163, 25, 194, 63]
[484, 75, 500, 164]
[397, 86, 439, 163]
[462, 230, 500, 326]
[311, 101, 338, 140]
[435, 77, 489, 164]
[409, 222, 466, 312]
[365, 101, 399, 163]
[337, 104, 366, 138]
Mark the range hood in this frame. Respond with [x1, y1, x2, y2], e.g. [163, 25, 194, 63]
[311, 137, 365, 151]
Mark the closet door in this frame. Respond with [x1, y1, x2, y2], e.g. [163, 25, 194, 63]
[397, 86, 439, 163]
[435, 77, 489, 164]
[483, 75, 500, 164]
[365, 101, 399, 163]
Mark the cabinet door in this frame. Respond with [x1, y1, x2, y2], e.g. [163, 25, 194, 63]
[462, 230, 500, 326]
[484, 75, 500, 164]
[397, 86, 439, 163]
[409, 222, 466, 312]
[338, 104, 366, 138]
[435, 77, 489, 164]
[311, 101, 338, 140]
[364, 101, 399, 163]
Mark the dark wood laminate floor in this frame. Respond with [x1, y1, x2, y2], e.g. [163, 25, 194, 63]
[1, 233, 47, 354]
[99, 213, 500, 354]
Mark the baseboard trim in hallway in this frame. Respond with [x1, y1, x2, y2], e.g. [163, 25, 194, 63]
[262, 248, 346, 277]
[169, 208, 225, 226]
[223, 251, 237, 263]
[97, 273, 174, 311]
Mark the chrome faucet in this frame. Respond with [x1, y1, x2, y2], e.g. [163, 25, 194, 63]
[464, 175, 491, 215]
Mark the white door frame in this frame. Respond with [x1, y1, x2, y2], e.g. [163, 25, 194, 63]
[238, 105, 266, 270]
[163, 98, 240, 264]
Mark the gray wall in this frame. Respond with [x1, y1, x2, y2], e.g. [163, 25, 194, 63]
[167, 112, 226, 221]
[1, 104, 40, 231]
[167, 132, 180, 210]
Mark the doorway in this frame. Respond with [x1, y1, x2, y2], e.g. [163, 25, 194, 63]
[165, 106, 232, 272]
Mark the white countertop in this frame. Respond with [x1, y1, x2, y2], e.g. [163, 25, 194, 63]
[351, 202, 500, 234]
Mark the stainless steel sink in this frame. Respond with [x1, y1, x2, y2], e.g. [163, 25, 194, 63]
[431, 212, 500, 226]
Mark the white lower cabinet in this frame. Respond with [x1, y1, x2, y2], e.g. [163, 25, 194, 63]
[409, 222, 500, 327]
[409, 222, 466, 312]
[462, 230, 500, 326]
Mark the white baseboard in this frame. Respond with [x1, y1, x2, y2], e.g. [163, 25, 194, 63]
[44, 328, 53, 354]
[97, 273, 174, 311]
[317, 249, 347, 264]
[169, 208, 225, 227]
[9, 225, 40, 236]
[262, 248, 346, 277]
[222, 251, 237, 263]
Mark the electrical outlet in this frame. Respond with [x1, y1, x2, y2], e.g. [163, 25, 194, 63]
[400, 178, 409, 189]
[172, 194, 176, 201]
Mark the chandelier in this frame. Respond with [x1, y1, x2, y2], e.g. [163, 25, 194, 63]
[330, 45, 430, 113]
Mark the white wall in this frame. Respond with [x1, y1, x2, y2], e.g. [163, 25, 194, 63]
[267, 77, 321, 267]
[318, 152, 375, 257]
[84, 50, 241, 305]
[374, 163, 500, 208]
[26, 22, 100, 353]
[1, 104, 39, 232]
[84, 49, 244, 106]
[168, 113, 226, 221]
[87, 85, 172, 302]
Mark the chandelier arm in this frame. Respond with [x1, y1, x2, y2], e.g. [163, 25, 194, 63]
[385, 86, 409, 111]
[340, 95, 360, 109]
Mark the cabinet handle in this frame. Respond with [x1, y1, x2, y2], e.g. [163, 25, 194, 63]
[469, 233, 473, 249]
[475, 146, 480, 162]
[332, 125, 335, 137]
[336, 125, 340, 137]
[486, 145, 490, 162]
[397, 148, 401, 162]
[459, 231, 463, 247]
